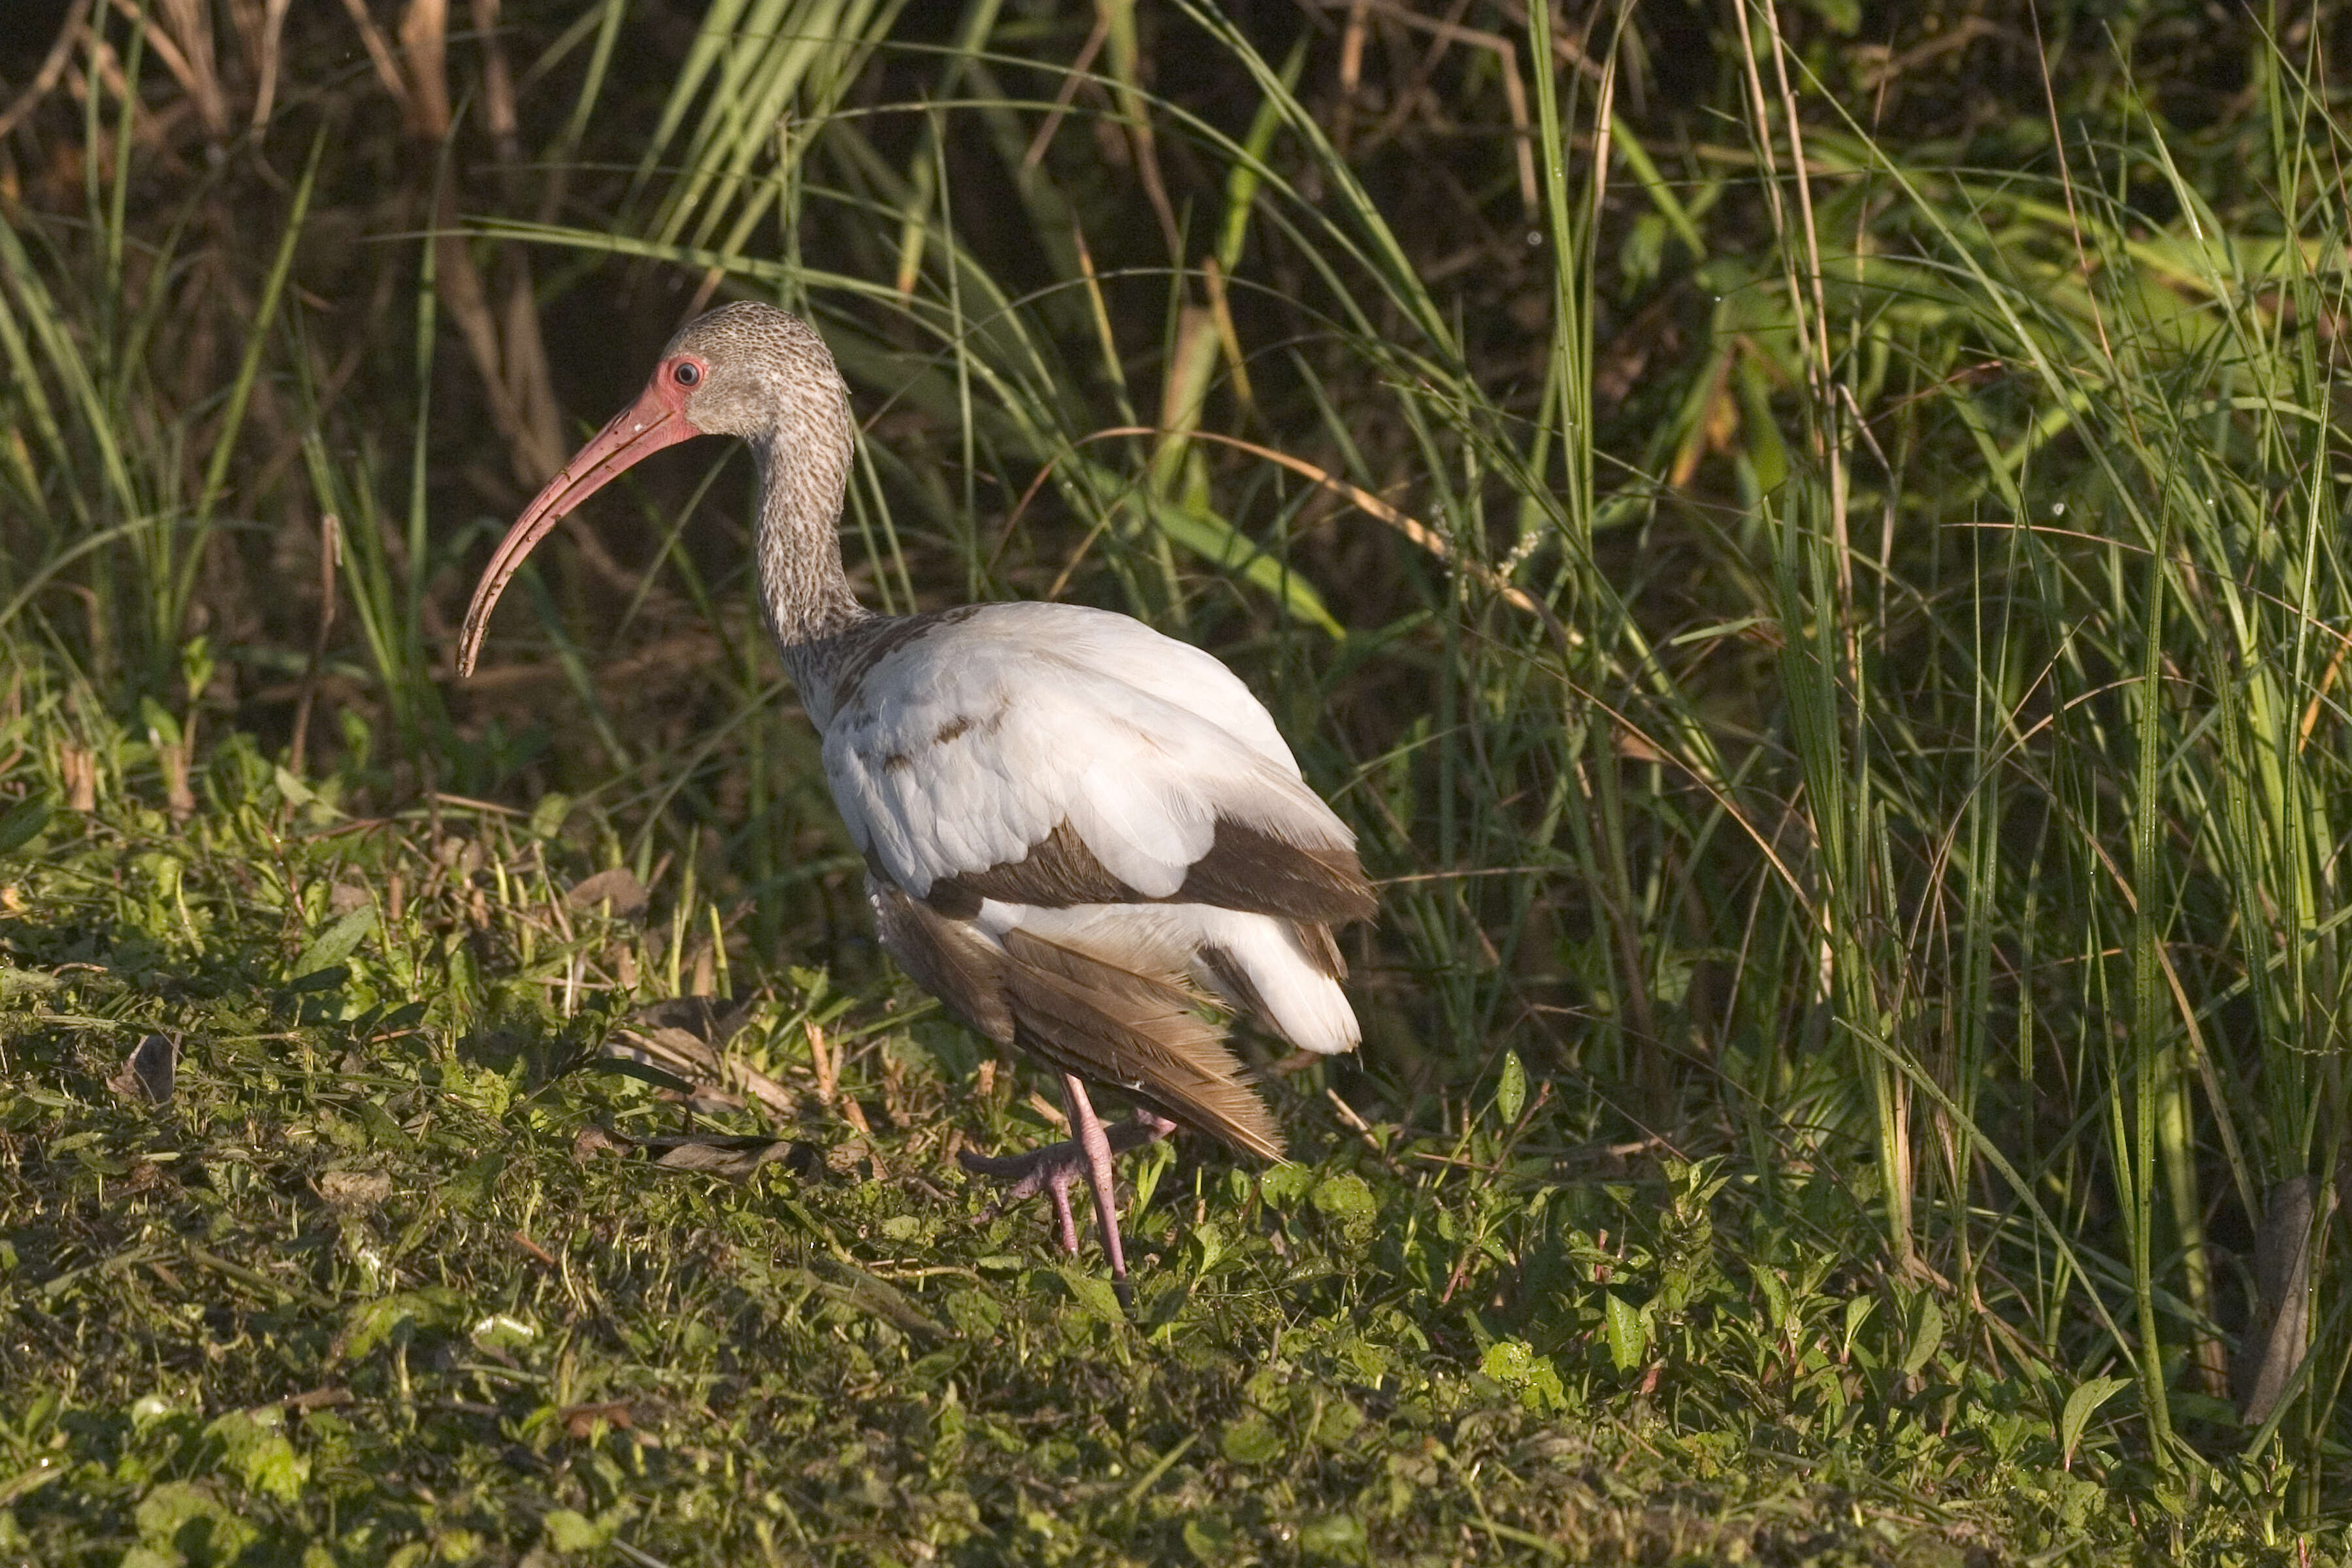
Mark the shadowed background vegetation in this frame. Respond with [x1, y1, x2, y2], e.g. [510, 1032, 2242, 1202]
[3, 0, 2352, 1559]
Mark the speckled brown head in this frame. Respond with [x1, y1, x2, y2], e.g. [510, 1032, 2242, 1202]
[456, 301, 850, 677]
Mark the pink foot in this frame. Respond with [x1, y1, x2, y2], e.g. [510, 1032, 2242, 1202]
[956, 1077, 1175, 1307]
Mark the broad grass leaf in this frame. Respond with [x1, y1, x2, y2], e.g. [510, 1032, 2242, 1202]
[291, 906, 373, 981]
[1901, 1294, 1946, 1380]
[342, 1288, 465, 1360]
[2059, 1375, 2132, 1469]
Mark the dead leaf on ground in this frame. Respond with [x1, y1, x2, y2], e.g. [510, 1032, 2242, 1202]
[642, 1133, 809, 1179]
[601, 995, 797, 1120]
[318, 1169, 393, 1207]
[283, 1386, 352, 1412]
[566, 868, 649, 921]
[559, 1401, 658, 1444]
[826, 1137, 878, 1177]
[570, 1122, 815, 1181]
[572, 1125, 631, 1162]
[657, 1083, 748, 1115]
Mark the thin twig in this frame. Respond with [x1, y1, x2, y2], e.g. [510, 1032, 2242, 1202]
[1013, 424, 1575, 652]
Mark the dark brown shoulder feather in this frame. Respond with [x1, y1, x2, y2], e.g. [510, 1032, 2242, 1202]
[929, 817, 1375, 925]
[930, 821, 1129, 911]
[1180, 821, 1377, 924]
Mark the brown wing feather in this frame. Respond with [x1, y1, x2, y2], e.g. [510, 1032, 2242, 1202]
[1179, 821, 1376, 924]
[870, 883, 1283, 1160]
[930, 817, 1375, 925]
[870, 879, 1013, 1042]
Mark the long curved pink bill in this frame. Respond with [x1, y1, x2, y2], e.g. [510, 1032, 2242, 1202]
[457, 382, 698, 678]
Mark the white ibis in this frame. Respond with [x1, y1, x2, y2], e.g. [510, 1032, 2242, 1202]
[458, 302, 1375, 1301]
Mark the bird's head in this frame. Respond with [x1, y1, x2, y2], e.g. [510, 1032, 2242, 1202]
[456, 301, 848, 678]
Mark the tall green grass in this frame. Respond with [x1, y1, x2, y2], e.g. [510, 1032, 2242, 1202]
[4, 0, 2351, 1518]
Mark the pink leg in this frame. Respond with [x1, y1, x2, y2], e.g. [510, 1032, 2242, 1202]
[956, 1083, 1176, 1305]
[1061, 1073, 1133, 1303]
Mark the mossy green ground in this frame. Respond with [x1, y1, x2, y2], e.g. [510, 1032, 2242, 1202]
[0, 755, 2299, 1565]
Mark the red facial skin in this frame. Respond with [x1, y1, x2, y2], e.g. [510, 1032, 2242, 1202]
[456, 352, 711, 677]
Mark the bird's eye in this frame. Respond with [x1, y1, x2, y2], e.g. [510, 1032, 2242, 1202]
[674, 361, 702, 387]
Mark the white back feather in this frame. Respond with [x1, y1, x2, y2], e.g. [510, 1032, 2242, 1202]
[823, 604, 1351, 898]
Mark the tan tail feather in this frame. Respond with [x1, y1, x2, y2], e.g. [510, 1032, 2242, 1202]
[1001, 929, 1284, 1160]
[870, 881, 1284, 1159]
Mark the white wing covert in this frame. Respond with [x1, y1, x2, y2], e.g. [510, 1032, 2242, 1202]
[822, 605, 1360, 911]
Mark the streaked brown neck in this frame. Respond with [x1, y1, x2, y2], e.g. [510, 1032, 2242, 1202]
[751, 421, 881, 728]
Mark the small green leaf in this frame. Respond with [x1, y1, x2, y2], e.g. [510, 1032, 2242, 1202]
[2059, 1374, 2132, 1469]
[541, 1509, 609, 1551]
[1309, 1171, 1377, 1238]
[270, 764, 316, 806]
[1901, 1294, 1946, 1379]
[1258, 1164, 1310, 1205]
[1494, 1050, 1526, 1126]
[1054, 1266, 1126, 1324]
[342, 1288, 465, 1360]
[1188, 1220, 1225, 1279]
[529, 792, 572, 839]
[1841, 1293, 1878, 1358]
[1297, 1512, 1366, 1555]
[1479, 1337, 1565, 1409]
[1605, 1292, 1648, 1373]
[1219, 1413, 1284, 1467]
[204, 1409, 307, 1502]
[470, 1313, 537, 1354]
[291, 906, 373, 981]
[1183, 1514, 1237, 1562]
[445, 1150, 505, 1211]
[135, 1480, 257, 1560]
[139, 696, 183, 749]
[0, 798, 50, 857]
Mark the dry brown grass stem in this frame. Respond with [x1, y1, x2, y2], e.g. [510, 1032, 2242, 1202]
[0, 11, 86, 143]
